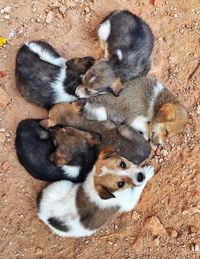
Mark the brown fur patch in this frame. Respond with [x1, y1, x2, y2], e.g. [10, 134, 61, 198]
[76, 186, 118, 230]
[40, 101, 83, 129]
[155, 103, 176, 123]
[51, 126, 100, 166]
[94, 173, 135, 199]
[95, 147, 134, 175]
[110, 78, 123, 96]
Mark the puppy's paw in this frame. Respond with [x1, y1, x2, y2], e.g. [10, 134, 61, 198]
[143, 166, 154, 181]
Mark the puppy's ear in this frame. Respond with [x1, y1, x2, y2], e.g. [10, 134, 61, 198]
[99, 146, 120, 160]
[87, 132, 102, 147]
[72, 99, 87, 113]
[155, 103, 176, 123]
[110, 78, 123, 97]
[39, 119, 56, 129]
[98, 185, 116, 200]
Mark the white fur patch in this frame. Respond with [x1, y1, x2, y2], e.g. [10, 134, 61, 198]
[85, 103, 107, 121]
[26, 42, 67, 67]
[89, 76, 96, 84]
[98, 20, 111, 41]
[116, 49, 123, 61]
[51, 67, 77, 103]
[130, 116, 149, 140]
[75, 86, 89, 98]
[62, 165, 80, 178]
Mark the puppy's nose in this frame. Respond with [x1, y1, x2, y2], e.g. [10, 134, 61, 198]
[137, 172, 145, 183]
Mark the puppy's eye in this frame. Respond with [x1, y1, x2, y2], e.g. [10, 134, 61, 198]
[138, 131, 144, 135]
[118, 181, 125, 188]
[120, 161, 127, 168]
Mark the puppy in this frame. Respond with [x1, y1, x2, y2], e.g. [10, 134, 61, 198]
[15, 40, 95, 108]
[15, 119, 100, 182]
[80, 77, 188, 147]
[40, 100, 151, 165]
[75, 10, 154, 98]
[37, 147, 154, 237]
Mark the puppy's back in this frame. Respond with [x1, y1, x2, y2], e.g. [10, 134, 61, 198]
[15, 43, 61, 108]
[15, 119, 64, 181]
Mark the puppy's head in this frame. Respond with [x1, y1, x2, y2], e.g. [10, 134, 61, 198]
[75, 60, 123, 98]
[51, 126, 101, 167]
[66, 56, 95, 75]
[93, 147, 146, 200]
[40, 99, 87, 129]
[150, 103, 188, 146]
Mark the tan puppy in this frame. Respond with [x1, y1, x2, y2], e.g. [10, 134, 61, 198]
[81, 77, 188, 147]
[40, 100, 151, 165]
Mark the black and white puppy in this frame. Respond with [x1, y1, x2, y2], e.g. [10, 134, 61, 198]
[15, 40, 95, 108]
[15, 119, 100, 182]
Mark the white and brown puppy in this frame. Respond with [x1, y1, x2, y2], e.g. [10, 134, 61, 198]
[83, 77, 188, 147]
[15, 40, 94, 108]
[75, 10, 154, 98]
[37, 147, 154, 237]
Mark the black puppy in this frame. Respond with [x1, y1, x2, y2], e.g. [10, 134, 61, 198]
[15, 40, 94, 108]
[15, 119, 100, 182]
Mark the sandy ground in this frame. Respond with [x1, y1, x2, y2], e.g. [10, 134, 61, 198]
[0, 0, 200, 258]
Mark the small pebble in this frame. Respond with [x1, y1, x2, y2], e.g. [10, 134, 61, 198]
[191, 243, 199, 253]
[2, 161, 9, 171]
[46, 11, 54, 24]
[35, 247, 43, 255]
[0, 133, 6, 143]
[4, 6, 12, 14]
[4, 14, 10, 20]
[154, 237, 160, 246]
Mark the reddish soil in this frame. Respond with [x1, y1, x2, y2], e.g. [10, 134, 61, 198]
[0, 0, 199, 258]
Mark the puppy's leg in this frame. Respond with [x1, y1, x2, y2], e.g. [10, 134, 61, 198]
[40, 119, 56, 129]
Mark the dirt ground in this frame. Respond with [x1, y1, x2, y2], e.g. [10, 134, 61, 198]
[0, 0, 200, 258]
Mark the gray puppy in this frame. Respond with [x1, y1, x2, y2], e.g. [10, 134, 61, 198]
[75, 10, 154, 98]
[40, 100, 151, 165]
[83, 77, 188, 147]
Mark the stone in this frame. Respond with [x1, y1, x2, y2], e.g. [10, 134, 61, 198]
[46, 11, 54, 24]
[191, 243, 199, 253]
[4, 6, 12, 14]
[0, 88, 11, 107]
[2, 161, 9, 171]
[4, 14, 10, 20]
[59, 5, 67, 16]
[0, 132, 6, 143]
[35, 247, 43, 255]
[166, 228, 178, 238]
[153, 236, 160, 246]
[144, 216, 167, 236]
[161, 149, 168, 156]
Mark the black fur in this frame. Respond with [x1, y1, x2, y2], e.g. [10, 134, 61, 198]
[15, 119, 98, 182]
[15, 40, 95, 108]
[48, 217, 69, 232]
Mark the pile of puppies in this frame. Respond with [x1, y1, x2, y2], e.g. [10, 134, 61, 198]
[15, 10, 188, 238]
